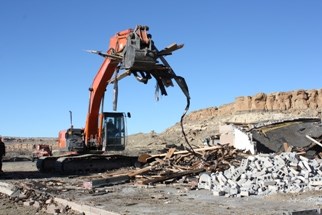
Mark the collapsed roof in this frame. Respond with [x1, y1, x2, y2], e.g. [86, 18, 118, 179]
[220, 117, 322, 155]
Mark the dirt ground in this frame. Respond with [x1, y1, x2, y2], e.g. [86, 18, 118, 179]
[1, 159, 322, 215]
[1, 135, 322, 215]
[0, 161, 322, 215]
[0, 192, 49, 215]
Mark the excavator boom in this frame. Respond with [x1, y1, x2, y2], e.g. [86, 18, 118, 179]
[85, 25, 189, 148]
[38, 25, 190, 173]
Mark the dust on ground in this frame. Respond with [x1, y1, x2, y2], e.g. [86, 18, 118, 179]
[1, 136, 322, 215]
[2, 161, 322, 215]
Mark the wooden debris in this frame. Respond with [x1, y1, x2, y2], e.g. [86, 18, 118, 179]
[132, 144, 247, 185]
[165, 148, 176, 159]
[81, 144, 248, 188]
[141, 168, 205, 185]
[306, 135, 322, 148]
[283, 142, 293, 152]
[83, 175, 130, 189]
[128, 163, 157, 177]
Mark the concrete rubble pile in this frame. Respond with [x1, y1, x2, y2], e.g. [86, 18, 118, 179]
[198, 152, 322, 197]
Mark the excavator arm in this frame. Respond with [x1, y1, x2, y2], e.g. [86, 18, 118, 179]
[84, 25, 190, 148]
[38, 25, 190, 173]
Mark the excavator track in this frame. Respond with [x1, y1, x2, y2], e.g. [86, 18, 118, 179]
[37, 156, 62, 173]
[37, 154, 138, 174]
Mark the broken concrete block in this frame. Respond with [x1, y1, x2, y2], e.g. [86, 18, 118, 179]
[261, 158, 274, 169]
[229, 186, 239, 196]
[286, 153, 299, 165]
[268, 185, 278, 192]
[240, 190, 250, 197]
[302, 160, 313, 173]
[239, 159, 250, 172]
[250, 169, 264, 179]
[289, 167, 300, 176]
[213, 190, 225, 196]
[295, 176, 307, 183]
[23, 201, 33, 206]
[254, 160, 263, 170]
[198, 173, 212, 190]
[247, 156, 256, 162]
[309, 177, 322, 186]
[227, 179, 238, 187]
[236, 180, 247, 187]
[301, 170, 310, 179]
[298, 161, 305, 170]
[217, 172, 228, 185]
[258, 187, 271, 196]
[263, 181, 277, 186]
[224, 168, 234, 179]
[210, 173, 220, 186]
[232, 169, 244, 181]
[310, 159, 319, 168]
[276, 169, 287, 179]
[274, 156, 286, 170]
[276, 181, 286, 191]
[296, 183, 307, 189]
[299, 155, 309, 162]
[252, 184, 260, 192]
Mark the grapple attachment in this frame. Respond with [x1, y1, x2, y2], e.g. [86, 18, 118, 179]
[120, 25, 189, 99]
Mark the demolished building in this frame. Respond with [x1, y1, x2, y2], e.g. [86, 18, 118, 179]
[220, 117, 322, 156]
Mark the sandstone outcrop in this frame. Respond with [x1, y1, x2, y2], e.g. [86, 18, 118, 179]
[187, 89, 322, 121]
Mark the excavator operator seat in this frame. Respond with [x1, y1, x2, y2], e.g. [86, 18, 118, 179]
[102, 112, 127, 151]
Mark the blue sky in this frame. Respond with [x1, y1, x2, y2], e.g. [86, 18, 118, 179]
[1, 1, 322, 137]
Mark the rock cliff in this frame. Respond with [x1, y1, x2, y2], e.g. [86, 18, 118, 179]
[187, 89, 322, 120]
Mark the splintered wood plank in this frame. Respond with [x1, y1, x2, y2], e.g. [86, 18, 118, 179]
[150, 145, 228, 158]
[141, 168, 205, 185]
[128, 165, 154, 177]
[165, 148, 176, 159]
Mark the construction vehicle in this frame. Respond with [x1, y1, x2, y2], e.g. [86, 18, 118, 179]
[37, 25, 190, 173]
[31, 144, 52, 162]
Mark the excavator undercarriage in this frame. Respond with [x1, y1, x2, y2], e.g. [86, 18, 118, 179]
[37, 154, 138, 174]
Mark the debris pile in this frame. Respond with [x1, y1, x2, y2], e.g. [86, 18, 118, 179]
[0, 180, 75, 214]
[84, 144, 248, 189]
[198, 152, 322, 197]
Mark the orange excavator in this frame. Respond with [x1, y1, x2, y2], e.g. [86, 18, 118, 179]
[37, 25, 190, 173]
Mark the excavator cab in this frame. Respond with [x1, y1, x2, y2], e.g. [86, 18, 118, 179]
[101, 112, 129, 151]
